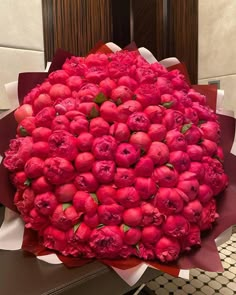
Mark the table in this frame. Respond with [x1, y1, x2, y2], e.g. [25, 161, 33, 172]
[0, 207, 161, 295]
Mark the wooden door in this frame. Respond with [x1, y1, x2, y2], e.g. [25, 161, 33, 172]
[42, 0, 198, 83]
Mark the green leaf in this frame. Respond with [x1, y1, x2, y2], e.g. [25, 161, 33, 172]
[24, 179, 31, 186]
[19, 126, 28, 136]
[116, 98, 122, 106]
[162, 101, 173, 109]
[89, 106, 99, 119]
[165, 163, 174, 169]
[181, 123, 192, 134]
[94, 92, 108, 104]
[198, 120, 206, 126]
[62, 203, 71, 210]
[97, 224, 104, 229]
[90, 193, 98, 204]
[123, 224, 130, 232]
[73, 223, 81, 232]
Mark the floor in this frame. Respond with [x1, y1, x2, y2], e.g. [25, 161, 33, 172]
[145, 232, 236, 295]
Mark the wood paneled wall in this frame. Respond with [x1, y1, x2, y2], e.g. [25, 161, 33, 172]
[42, 0, 198, 83]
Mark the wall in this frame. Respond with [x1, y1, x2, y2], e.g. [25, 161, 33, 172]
[198, 0, 236, 112]
[0, 0, 45, 110]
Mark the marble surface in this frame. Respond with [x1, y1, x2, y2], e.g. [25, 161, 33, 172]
[0, 0, 44, 51]
[0, 47, 45, 109]
[198, 0, 236, 79]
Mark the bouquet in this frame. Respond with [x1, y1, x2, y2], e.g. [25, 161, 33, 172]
[0, 42, 235, 285]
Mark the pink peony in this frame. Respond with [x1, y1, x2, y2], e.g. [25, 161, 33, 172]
[198, 184, 213, 204]
[11, 171, 28, 191]
[116, 100, 143, 123]
[48, 130, 78, 161]
[169, 151, 190, 173]
[33, 93, 53, 114]
[134, 177, 157, 200]
[109, 122, 130, 142]
[74, 172, 99, 192]
[162, 109, 184, 130]
[114, 168, 135, 188]
[165, 129, 187, 151]
[182, 200, 203, 223]
[134, 156, 154, 178]
[115, 143, 140, 167]
[24, 157, 44, 179]
[199, 199, 219, 231]
[116, 187, 140, 208]
[137, 243, 155, 260]
[181, 225, 201, 251]
[66, 75, 83, 91]
[177, 171, 200, 201]
[35, 107, 56, 128]
[200, 121, 221, 143]
[147, 142, 169, 165]
[14, 188, 35, 215]
[100, 101, 118, 123]
[144, 105, 164, 124]
[32, 127, 52, 142]
[96, 185, 117, 204]
[92, 135, 117, 160]
[69, 115, 89, 135]
[89, 117, 110, 137]
[127, 112, 150, 132]
[51, 115, 70, 131]
[43, 226, 67, 252]
[62, 56, 87, 76]
[92, 160, 116, 184]
[110, 85, 134, 103]
[34, 192, 58, 216]
[4, 137, 33, 172]
[31, 141, 49, 159]
[68, 222, 92, 243]
[201, 139, 218, 157]
[155, 236, 181, 262]
[75, 152, 95, 173]
[121, 226, 141, 246]
[25, 208, 49, 231]
[55, 183, 77, 203]
[152, 165, 179, 188]
[141, 203, 165, 227]
[31, 176, 53, 194]
[89, 226, 123, 259]
[17, 117, 35, 136]
[48, 70, 69, 84]
[192, 102, 216, 121]
[76, 83, 100, 103]
[44, 157, 75, 185]
[99, 77, 116, 97]
[76, 132, 94, 152]
[189, 162, 205, 183]
[129, 132, 151, 153]
[123, 207, 143, 227]
[83, 213, 99, 228]
[118, 75, 138, 91]
[184, 107, 199, 124]
[163, 215, 189, 238]
[141, 225, 162, 245]
[54, 97, 75, 115]
[153, 187, 184, 216]
[184, 125, 202, 145]
[77, 102, 99, 119]
[51, 204, 79, 231]
[98, 204, 124, 225]
[148, 124, 167, 142]
[202, 157, 228, 195]
[187, 145, 203, 161]
[135, 83, 160, 107]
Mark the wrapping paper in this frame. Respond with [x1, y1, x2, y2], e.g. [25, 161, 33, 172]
[0, 42, 236, 286]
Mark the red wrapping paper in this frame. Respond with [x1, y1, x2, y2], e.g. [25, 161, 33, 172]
[0, 44, 236, 277]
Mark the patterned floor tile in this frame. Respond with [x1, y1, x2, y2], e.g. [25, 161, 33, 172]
[145, 233, 236, 295]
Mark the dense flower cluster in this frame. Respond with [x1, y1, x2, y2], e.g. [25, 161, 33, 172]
[4, 49, 228, 262]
